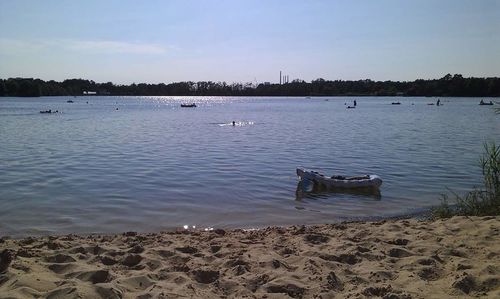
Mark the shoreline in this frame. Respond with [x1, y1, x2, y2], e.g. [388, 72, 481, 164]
[1, 216, 498, 298]
[0, 208, 434, 240]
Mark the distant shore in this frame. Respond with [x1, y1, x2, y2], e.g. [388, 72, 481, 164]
[1, 216, 498, 298]
[2, 74, 500, 97]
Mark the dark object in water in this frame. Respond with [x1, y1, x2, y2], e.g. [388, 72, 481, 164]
[67, 100, 74, 103]
[479, 100, 494, 106]
[181, 103, 197, 108]
[391, 102, 401, 105]
[427, 103, 435, 105]
[331, 175, 370, 180]
[40, 109, 58, 114]
[347, 106, 355, 109]
[295, 181, 381, 201]
[296, 168, 382, 189]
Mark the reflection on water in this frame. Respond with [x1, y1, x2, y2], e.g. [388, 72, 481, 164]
[295, 180, 382, 201]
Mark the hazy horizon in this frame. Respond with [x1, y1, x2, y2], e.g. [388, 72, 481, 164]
[1, 0, 499, 84]
[2, 74, 499, 86]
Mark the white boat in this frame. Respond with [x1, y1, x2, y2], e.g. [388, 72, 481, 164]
[296, 168, 382, 189]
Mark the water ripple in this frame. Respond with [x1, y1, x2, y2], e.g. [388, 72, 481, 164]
[0, 96, 499, 236]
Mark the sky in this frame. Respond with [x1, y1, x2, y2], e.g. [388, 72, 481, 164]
[0, 0, 499, 84]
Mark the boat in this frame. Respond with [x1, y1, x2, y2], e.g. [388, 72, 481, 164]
[40, 110, 58, 114]
[479, 100, 494, 106]
[296, 168, 382, 189]
[391, 102, 401, 105]
[67, 100, 74, 103]
[347, 106, 355, 109]
[295, 181, 381, 200]
[181, 103, 197, 108]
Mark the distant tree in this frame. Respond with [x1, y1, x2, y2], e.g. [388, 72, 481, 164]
[17, 80, 40, 97]
[0, 80, 5, 96]
[441, 73, 453, 81]
[4, 79, 19, 96]
[1, 74, 499, 97]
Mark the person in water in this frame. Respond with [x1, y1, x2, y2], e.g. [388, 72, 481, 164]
[232, 121, 236, 126]
[437, 99, 440, 106]
[354, 100, 357, 106]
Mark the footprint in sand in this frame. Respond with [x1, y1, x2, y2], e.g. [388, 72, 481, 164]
[48, 263, 78, 274]
[192, 269, 219, 284]
[387, 248, 413, 258]
[121, 254, 142, 267]
[74, 269, 113, 284]
[45, 254, 76, 264]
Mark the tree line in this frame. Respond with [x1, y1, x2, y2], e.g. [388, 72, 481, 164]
[1, 74, 499, 97]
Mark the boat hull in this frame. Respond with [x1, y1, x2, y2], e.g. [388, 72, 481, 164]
[296, 168, 382, 189]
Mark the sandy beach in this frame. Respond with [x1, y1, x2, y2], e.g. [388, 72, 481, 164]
[0, 216, 498, 298]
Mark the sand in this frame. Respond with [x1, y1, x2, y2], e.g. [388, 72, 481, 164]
[0, 216, 499, 298]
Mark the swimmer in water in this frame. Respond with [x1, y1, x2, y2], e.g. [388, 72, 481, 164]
[232, 121, 236, 126]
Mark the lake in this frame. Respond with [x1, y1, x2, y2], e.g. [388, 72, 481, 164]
[0, 96, 499, 236]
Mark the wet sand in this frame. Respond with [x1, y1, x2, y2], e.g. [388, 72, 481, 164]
[0, 216, 499, 298]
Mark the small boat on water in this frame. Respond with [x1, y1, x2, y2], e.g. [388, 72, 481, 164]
[347, 106, 355, 109]
[181, 103, 197, 108]
[40, 109, 58, 114]
[67, 100, 74, 103]
[296, 168, 382, 189]
[295, 181, 381, 200]
[479, 100, 494, 106]
[391, 102, 401, 105]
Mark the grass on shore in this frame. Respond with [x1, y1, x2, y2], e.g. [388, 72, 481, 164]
[432, 142, 500, 219]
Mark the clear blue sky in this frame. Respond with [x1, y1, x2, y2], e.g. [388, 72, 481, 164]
[1, 0, 499, 84]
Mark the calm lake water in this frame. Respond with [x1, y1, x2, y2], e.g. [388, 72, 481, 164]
[1, 96, 499, 236]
